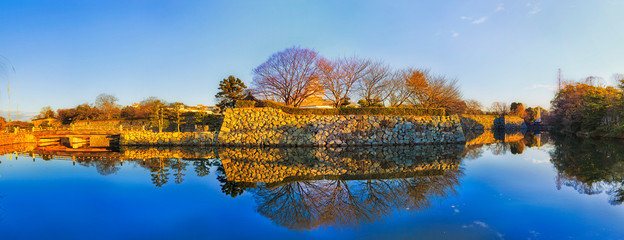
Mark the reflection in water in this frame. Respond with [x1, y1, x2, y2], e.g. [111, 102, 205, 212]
[6, 131, 624, 230]
[250, 171, 461, 230]
[462, 130, 550, 159]
[550, 136, 624, 205]
[217, 146, 465, 230]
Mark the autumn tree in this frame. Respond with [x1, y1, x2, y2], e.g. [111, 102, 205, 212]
[253, 47, 322, 107]
[75, 103, 100, 121]
[357, 61, 392, 107]
[524, 107, 542, 123]
[318, 56, 370, 108]
[551, 83, 619, 133]
[510, 102, 526, 117]
[95, 93, 120, 120]
[406, 70, 462, 109]
[215, 76, 247, 109]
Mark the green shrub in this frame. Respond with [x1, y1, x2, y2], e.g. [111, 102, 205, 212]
[261, 100, 445, 116]
[235, 100, 257, 108]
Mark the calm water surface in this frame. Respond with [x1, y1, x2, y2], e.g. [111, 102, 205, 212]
[1, 132, 624, 239]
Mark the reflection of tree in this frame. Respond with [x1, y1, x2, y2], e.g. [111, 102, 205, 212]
[251, 169, 462, 230]
[487, 142, 509, 155]
[550, 136, 624, 205]
[509, 141, 525, 154]
[171, 158, 187, 184]
[193, 159, 212, 177]
[463, 131, 550, 158]
[146, 158, 171, 187]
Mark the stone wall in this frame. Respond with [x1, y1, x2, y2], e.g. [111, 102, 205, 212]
[72, 120, 149, 131]
[461, 115, 526, 130]
[500, 116, 527, 130]
[120, 131, 216, 146]
[220, 145, 464, 184]
[218, 108, 465, 147]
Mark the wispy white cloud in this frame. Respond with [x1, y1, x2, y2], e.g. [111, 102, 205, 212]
[460, 16, 472, 21]
[463, 221, 505, 240]
[495, 4, 505, 12]
[472, 16, 487, 24]
[452, 31, 459, 38]
[527, 3, 542, 15]
[474, 221, 489, 228]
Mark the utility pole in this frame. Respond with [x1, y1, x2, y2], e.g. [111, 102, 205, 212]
[557, 68, 562, 91]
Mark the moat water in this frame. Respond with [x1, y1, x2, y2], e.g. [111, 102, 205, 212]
[0, 131, 624, 239]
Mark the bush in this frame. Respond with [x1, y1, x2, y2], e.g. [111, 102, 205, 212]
[235, 100, 257, 108]
[261, 100, 445, 116]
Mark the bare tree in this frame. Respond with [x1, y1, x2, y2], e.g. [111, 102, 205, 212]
[95, 93, 120, 120]
[386, 68, 417, 107]
[464, 99, 483, 114]
[357, 61, 392, 107]
[583, 76, 605, 87]
[253, 47, 322, 107]
[489, 102, 509, 116]
[318, 56, 370, 108]
[613, 73, 624, 90]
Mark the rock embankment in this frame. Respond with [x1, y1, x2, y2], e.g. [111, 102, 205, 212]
[218, 108, 465, 146]
[120, 131, 215, 146]
[461, 115, 526, 130]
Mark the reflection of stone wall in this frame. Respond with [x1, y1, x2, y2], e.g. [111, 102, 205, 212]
[0, 133, 37, 146]
[121, 146, 217, 159]
[0, 142, 37, 155]
[220, 145, 464, 183]
[218, 108, 465, 146]
[464, 130, 525, 145]
[120, 131, 216, 146]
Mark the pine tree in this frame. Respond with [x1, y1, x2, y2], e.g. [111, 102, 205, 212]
[215, 76, 247, 109]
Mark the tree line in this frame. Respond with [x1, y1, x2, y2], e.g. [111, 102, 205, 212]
[37, 94, 220, 132]
[550, 74, 624, 136]
[245, 46, 482, 114]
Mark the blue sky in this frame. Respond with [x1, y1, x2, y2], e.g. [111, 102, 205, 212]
[1, 0, 623, 119]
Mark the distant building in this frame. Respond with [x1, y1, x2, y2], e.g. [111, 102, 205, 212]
[299, 79, 333, 108]
[178, 105, 219, 114]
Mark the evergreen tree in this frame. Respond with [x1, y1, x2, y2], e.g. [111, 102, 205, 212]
[149, 102, 169, 133]
[215, 76, 247, 109]
[171, 102, 184, 132]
